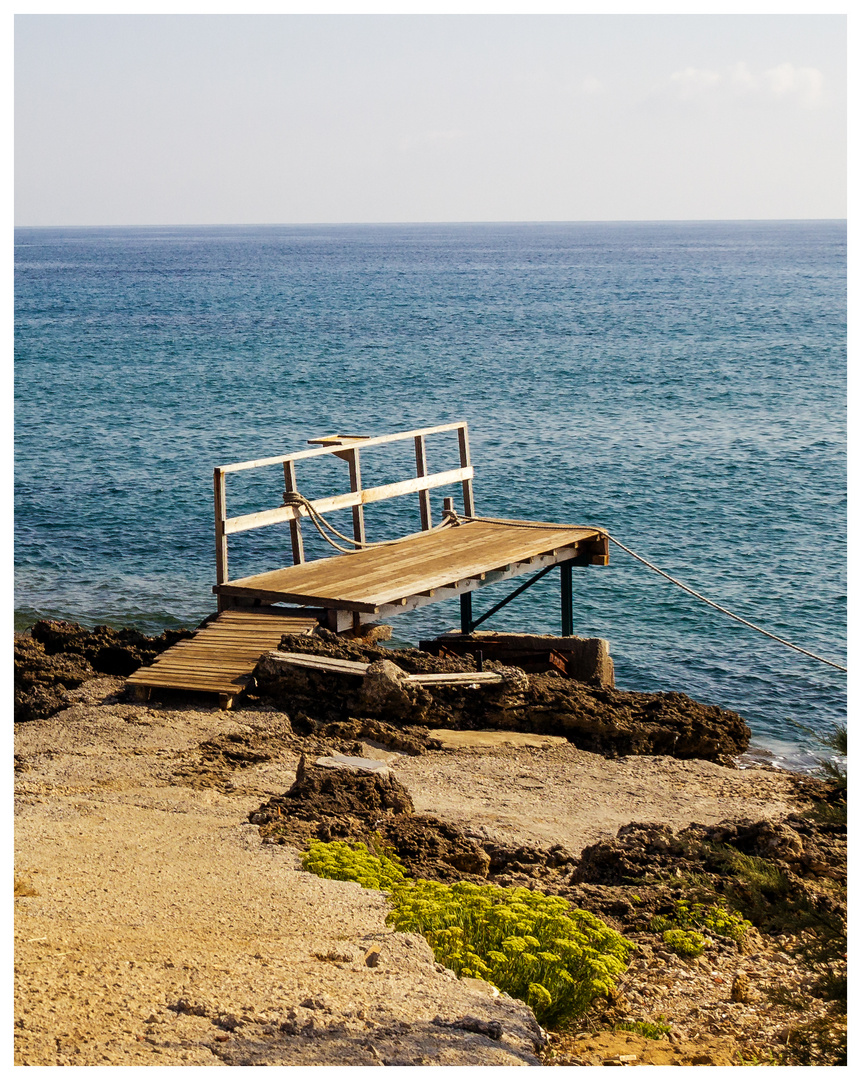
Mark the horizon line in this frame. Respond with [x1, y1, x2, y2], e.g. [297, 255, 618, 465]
[14, 217, 848, 230]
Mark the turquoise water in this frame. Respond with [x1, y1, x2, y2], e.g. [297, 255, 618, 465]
[14, 221, 846, 768]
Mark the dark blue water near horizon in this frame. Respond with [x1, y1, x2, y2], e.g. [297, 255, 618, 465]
[14, 221, 846, 771]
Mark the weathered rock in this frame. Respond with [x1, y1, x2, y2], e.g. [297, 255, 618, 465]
[252, 634, 750, 763]
[358, 659, 432, 723]
[14, 620, 193, 723]
[30, 619, 193, 673]
[14, 635, 96, 722]
[250, 756, 415, 828]
[731, 972, 752, 1003]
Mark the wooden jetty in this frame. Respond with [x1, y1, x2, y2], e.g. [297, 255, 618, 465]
[213, 422, 608, 634]
[126, 422, 608, 707]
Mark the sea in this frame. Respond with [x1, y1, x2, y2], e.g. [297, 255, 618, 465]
[13, 221, 846, 772]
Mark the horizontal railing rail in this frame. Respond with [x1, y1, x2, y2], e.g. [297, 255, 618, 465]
[214, 421, 475, 584]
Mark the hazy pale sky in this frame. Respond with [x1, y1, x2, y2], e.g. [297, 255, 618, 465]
[14, 12, 846, 226]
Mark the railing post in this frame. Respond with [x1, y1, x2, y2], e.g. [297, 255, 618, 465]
[283, 460, 305, 565]
[414, 434, 432, 531]
[345, 448, 366, 546]
[457, 424, 475, 516]
[214, 468, 228, 586]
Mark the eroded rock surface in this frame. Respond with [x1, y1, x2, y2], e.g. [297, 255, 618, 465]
[14, 620, 193, 723]
[253, 631, 750, 763]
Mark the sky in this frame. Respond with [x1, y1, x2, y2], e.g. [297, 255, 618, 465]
[13, 10, 848, 226]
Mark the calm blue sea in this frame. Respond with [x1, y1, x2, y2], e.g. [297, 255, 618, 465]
[14, 221, 846, 770]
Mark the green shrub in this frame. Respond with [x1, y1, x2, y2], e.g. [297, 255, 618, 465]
[650, 897, 751, 945]
[662, 928, 706, 958]
[302, 839, 634, 1029]
[301, 838, 407, 891]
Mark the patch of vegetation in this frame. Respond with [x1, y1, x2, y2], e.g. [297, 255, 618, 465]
[736, 1047, 785, 1066]
[660, 927, 706, 958]
[302, 838, 407, 890]
[792, 720, 847, 825]
[783, 1014, 847, 1067]
[301, 838, 634, 1029]
[615, 1017, 672, 1040]
[650, 897, 751, 946]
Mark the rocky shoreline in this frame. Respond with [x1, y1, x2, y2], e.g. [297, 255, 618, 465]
[14, 621, 846, 1066]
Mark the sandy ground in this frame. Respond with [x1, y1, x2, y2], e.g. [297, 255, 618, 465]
[14, 678, 799, 1066]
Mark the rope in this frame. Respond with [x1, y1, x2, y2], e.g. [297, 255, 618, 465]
[282, 490, 455, 554]
[605, 534, 847, 673]
[460, 512, 845, 673]
[283, 498, 845, 673]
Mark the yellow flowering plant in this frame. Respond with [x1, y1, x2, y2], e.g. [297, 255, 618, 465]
[301, 840, 634, 1028]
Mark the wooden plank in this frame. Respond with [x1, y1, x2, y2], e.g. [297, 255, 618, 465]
[126, 670, 248, 685]
[262, 651, 369, 675]
[414, 434, 432, 531]
[215, 583, 381, 612]
[218, 422, 468, 474]
[127, 679, 248, 693]
[223, 466, 474, 535]
[405, 672, 502, 686]
[214, 536, 589, 611]
[219, 520, 594, 600]
[214, 468, 228, 584]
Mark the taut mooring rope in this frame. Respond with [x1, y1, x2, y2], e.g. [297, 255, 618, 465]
[457, 513, 846, 673]
[283, 495, 846, 673]
[604, 533, 847, 673]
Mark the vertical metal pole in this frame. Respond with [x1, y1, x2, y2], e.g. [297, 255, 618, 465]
[460, 592, 473, 635]
[561, 561, 573, 637]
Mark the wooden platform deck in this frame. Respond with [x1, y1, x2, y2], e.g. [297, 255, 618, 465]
[214, 517, 608, 631]
[125, 609, 319, 707]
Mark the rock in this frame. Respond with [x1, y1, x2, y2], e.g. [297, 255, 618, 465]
[359, 660, 431, 722]
[14, 621, 193, 723]
[250, 759, 414, 829]
[252, 635, 751, 763]
[731, 972, 752, 1003]
[314, 754, 392, 776]
[432, 1015, 503, 1041]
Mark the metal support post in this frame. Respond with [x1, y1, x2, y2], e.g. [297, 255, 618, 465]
[460, 592, 473, 635]
[561, 561, 573, 637]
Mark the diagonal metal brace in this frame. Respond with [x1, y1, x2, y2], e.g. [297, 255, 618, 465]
[465, 563, 557, 633]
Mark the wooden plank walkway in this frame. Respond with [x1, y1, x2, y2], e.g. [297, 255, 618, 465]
[125, 610, 319, 708]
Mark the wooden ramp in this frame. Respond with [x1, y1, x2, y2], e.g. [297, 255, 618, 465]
[125, 609, 319, 708]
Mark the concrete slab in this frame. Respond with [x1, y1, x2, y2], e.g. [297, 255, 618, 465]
[426, 729, 569, 750]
